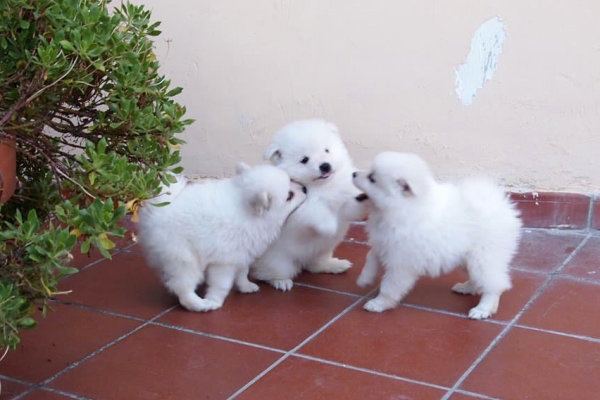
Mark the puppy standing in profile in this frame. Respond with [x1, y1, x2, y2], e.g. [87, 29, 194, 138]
[138, 163, 306, 312]
[353, 152, 522, 319]
[251, 119, 366, 291]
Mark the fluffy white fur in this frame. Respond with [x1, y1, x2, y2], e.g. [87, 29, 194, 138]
[251, 119, 366, 291]
[138, 163, 305, 312]
[353, 152, 522, 319]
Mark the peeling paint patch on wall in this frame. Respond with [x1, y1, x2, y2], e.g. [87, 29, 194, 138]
[455, 17, 506, 106]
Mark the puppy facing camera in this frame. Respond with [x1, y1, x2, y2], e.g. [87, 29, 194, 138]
[138, 163, 306, 312]
[353, 152, 522, 319]
[251, 119, 367, 291]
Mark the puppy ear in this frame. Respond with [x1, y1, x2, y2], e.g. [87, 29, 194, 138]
[236, 162, 251, 175]
[264, 145, 282, 165]
[397, 179, 414, 197]
[251, 191, 272, 216]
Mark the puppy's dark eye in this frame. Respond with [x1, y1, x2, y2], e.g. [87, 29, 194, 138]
[287, 191, 294, 201]
[300, 156, 309, 164]
[324, 148, 330, 153]
[368, 173, 376, 183]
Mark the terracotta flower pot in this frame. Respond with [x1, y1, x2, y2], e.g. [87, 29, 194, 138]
[0, 139, 17, 203]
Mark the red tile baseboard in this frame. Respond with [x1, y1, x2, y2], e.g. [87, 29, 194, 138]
[510, 192, 592, 230]
[347, 192, 598, 238]
[593, 197, 600, 230]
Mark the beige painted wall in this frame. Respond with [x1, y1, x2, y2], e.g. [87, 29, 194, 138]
[137, 0, 600, 193]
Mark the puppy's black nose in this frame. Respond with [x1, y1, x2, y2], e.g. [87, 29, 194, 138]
[319, 162, 331, 174]
[352, 171, 357, 178]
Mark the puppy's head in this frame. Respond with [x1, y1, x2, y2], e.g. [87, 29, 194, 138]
[235, 162, 306, 218]
[352, 152, 435, 209]
[264, 119, 352, 186]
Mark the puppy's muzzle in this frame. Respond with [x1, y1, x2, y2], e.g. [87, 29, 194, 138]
[355, 193, 369, 202]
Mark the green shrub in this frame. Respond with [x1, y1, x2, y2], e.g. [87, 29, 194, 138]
[0, 0, 192, 349]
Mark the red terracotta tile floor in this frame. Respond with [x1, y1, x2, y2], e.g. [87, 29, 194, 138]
[1, 227, 600, 400]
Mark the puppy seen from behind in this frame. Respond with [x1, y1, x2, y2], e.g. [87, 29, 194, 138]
[137, 163, 306, 312]
[353, 151, 522, 319]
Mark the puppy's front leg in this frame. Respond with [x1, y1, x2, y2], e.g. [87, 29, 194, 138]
[364, 267, 418, 313]
[340, 195, 369, 222]
[307, 203, 338, 237]
[356, 250, 380, 287]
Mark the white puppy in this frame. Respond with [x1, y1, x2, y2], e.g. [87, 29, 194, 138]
[138, 163, 306, 312]
[353, 152, 522, 319]
[251, 119, 365, 291]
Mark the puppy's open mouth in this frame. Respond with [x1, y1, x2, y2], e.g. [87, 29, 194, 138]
[315, 172, 333, 181]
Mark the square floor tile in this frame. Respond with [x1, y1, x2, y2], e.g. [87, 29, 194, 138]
[403, 269, 546, 321]
[519, 278, 600, 339]
[460, 327, 600, 400]
[296, 242, 373, 295]
[562, 236, 600, 281]
[0, 303, 141, 384]
[237, 356, 445, 400]
[158, 285, 357, 350]
[50, 325, 281, 400]
[58, 249, 177, 319]
[512, 230, 585, 272]
[298, 306, 503, 387]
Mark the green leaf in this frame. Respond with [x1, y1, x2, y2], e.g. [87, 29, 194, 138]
[59, 40, 75, 52]
[17, 317, 37, 329]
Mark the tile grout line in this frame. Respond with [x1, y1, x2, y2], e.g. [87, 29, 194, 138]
[292, 353, 451, 393]
[586, 195, 594, 230]
[226, 292, 371, 400]
[11, 305, 179, 400]
[440, 233, 592, 400]
[149, 321, 288, 355]
[514, 324, 600, 345]
[294, 281, 364, 298]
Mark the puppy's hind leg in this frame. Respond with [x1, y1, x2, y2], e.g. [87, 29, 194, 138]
[252, 251, 299, 291]
[164, 266, 212, 312]
[463, 257, 512, 319]
[453, 280, 500, 319]
[469, 293, 500, 320]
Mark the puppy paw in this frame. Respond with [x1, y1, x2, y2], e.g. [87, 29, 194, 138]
[328, 258, 352, 274]
[270, 279, 294, 292]
[363, 297, 393, 313]
[452, 281, 475, 295]
[467, 306, 493, 320]
[238, 281, 260, 294]
[307, 258, 352, 274]
[181, 297, 222, 312]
